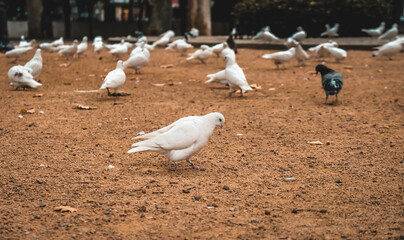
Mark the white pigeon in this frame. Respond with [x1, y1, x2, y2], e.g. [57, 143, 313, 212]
[378, 24, 398, 40]
[206, 70, 228, 87]
[211, 42, 227, 57]
[51, 37, 64, 47]
[128, 112, 225, 170]
[186, 45, 213, 63]
[109, 44, 128, 59]
[308, 41, 338, 58]
[290, 26, 307, 41]
[372, 39, 404, 60]
[220, 46, 236, 61]
[361, 22, 385, 38]
[253, 26, 271, 39]
[321, 23, 339, 37]
[16, 39, 36, 48]
[189, 28, 199, 38]
[94, 36, 103, 42]
[152, 35, 171, 48]
[104, 39, 125, 50]
[39, 42, 53, 51]
[24, 49, 42, 78]
[287, 39, 309, 66]
[252, 29, 279, 42]
[93, 41, 104, 53]
[166, 37, 193, 56]
[8, 65, 42, 89]
[223, 55, 252, 96]
[262, 47, 296, 69]
[58, 40, 78, 58]
[100, 60, 126, 96]
[130, 43, 150, 59]
[76, 36, 88, 56]
[5, 47, 33, 62]
[123, 49, 149, 74]
[326, 46, 347, 62]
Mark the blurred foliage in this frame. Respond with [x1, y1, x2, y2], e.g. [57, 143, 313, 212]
[231, 0, 394, 37]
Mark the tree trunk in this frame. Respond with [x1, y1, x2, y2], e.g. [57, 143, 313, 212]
[87, 0, 94, 39]
[63, 0, 71, 38]
[187, 0, 211, 36]
[147, 0, 172, 35]
[26, 0, 43, 38]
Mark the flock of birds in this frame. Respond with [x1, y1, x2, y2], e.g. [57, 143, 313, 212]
[2, 22, 401, 170]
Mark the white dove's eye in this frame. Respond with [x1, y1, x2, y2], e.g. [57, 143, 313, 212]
[219, 118, 222, 122]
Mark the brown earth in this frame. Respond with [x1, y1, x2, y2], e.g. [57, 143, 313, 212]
[0, 44, 403, 240]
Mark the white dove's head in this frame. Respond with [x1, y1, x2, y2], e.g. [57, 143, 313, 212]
[297, 26, 303, 31]
[206, 112, 225, 128]
[116, 60, 124, 69]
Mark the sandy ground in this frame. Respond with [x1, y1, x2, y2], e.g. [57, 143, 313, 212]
[0, 44, 403, 239]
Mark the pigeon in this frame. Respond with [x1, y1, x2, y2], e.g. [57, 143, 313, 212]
[130, 43, 150, 59]
[308, 41, 338, 58]
[186, 45, 213, 63]
[378, 24, 398, 41]
[128, 112, 225, 171]
[290, 26, 307, 41]
[188, 28, 199, 38]
[152, 30, 175, 48]
[226, 33, 237, 54]
[8, 65, 42, 90]
[205, 70, 228, 87]
[220, 43, 236, 60]
[100, 60, 126, 96]
[315, 64, 343, 104]
[166, 36, 193, 56]
[104, 39, 125, 50]
[321, 23, 339, 37]
[51, 37, 64, 47]
[326, 46, 347, 62]
[123, 46, 149, 74]
[252, 28, 279, 42]
[253, 26, 271, 39]
[93, 41, 104, 53]
[223, 55, 252, 96]
[361, 22, 385, 38]
[287, 39, 309, 66]
[211, 42, 227, 57]
[372, 39, 404, 60]
[16, 39, 36, 48]
[134, 31, 147, 43]
[109, 43, 128, 59]
[58, 40, 78, 58]
[262, 48, 296, 69]
[24, 49, 42, 78]
[93, 36, 103, 42]
[76, 36, 88, 56]
[39, 42, 53, 51]
[5, 47, 33, 62]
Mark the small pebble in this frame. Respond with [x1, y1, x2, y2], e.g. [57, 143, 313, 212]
[230, 207, 235, 212]
[336, 179, 342, 184]
[104, 211, 110, 215]
[283, 177, 296, 182]
[60, 223, 69, 227]
[199, 168, 205, 171]
[39, 110, 44, 114]
[18, 115, 23, 119]
[264, 210, 271, 215]
[183, 189, 190, 194]
[155, 205, 163, 210]
[194, 196, 201, 201]
[39, 164, 45, 167]
[108, 165, 115, 169]
[39, 203, 46, 208]
[223, 185, 230, 190]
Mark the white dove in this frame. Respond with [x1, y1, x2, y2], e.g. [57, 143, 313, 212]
[262, 47, 296, 69]
[211, 42, 228, 57]
[361, 22, 385, 38]
[206, 70, 228, 87]
[16, 39, 36, 48]
[253, 26, 271, 39]
[287, 39, 309, 66]
[24, 49, 42, 78]
[189, 28, 199, 38]
[76, 36, 88, 56]
[51, 37, 64, 47]
[128, 112, 225, 171]
[123, 48, 149, 74]
[152, 35, 171, 48]
[93, 36, 103, 42]
[321, 23, 339, 37]
[39, 42, 53, 51]
[378, 24, 398, 40]
[290, 26, 307, 41]
[109, 44, 128, 59]
[186, 45, 213, 63]
[100, 60, 126, 96]
[93, 41, 104, 53]
[372, 39, 404, 60]
[130, 43, 150, 59]
[5, 47, 33, 62]
[223, 55, 252, 96]
[58, 40, 78, 58]
[252, 29, 279, 42]
[8, 65, 42, 90]
[326, 46, 347, 62]
[220, 44, 236, 60]
[308, 41, 338, 58]
[166, 37, 193, 56]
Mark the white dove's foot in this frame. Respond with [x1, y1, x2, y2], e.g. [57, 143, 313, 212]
[169, 162, 178, 171]
[187, 159, 200, 170]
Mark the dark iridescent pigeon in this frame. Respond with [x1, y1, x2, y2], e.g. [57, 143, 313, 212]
[315, 64, 343, 104]
[226, 33, 237, 54]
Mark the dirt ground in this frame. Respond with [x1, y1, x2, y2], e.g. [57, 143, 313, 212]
[0, 43, 403, 240]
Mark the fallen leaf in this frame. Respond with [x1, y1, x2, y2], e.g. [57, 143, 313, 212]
[250, 84, 262, 90]
[307, 141, 323, 145]
[344, 66, 353, 69]
[74, 104, 97, 110]
[59, 63, 70, 68]
[33, 93, 43, 97]
[268, 88, 276, 91]
[88, 74, 95, 77]
[160, 64, 174, 69]
[20, 109, 27, 114]
[27, 109, 35, 114]
[54, 206, 77, 213]
[152, 83, 165, 87]
[345, 69, 352, 73]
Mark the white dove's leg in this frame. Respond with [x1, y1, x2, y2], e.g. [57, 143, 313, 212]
[325, 94, 329, 104]
[106, 88, 112, 96]
[170, 162, 178, 171]
[187, 159, 199, 169]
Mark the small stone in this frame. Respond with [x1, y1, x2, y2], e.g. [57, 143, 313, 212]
[104, 211, 110, 215]
[194, 196, 201, 201]
[183, 189, 190, 194]
[283, 177, 296, 182]
[230, 207, 235, 212]
[223, 185, 230, 190]
[199, 168, 205, 171]
[155, 205, 163, 210]
[39, 164, 45, 167]
[18, 115, 23, 119]
[250, 220, 259, 223]
[264, 210, 271, 215]
[39, 203, 46, 208]
[138, 206, 146, 212]
[60, 223, 69, 227]
[336, 179, 342, 184]
[108, 165, 115, 169]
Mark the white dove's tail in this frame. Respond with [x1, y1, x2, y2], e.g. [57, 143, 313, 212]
[205, 74, 215, 83]
[262, 54, 274, 59]
[186, 55, 194, 61]
[128, 146, 154, 153]
[241, 85, 253, 92]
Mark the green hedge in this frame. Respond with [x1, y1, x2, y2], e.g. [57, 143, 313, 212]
[232, 0, 393, 37]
